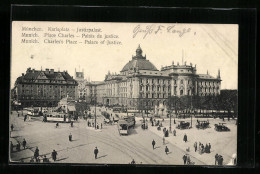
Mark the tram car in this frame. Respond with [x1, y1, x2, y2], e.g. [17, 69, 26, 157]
[196, 120, 210, 129]
[214, 123, 230, 132]
[176, 121, 190, 129]
[117, 116, 135, 135]
[45, 112, 69, 123]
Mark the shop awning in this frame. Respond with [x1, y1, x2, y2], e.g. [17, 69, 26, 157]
[68, 105, 76, 111]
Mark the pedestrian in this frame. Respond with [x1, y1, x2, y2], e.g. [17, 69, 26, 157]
[56, 123, 59, 128]
[205, 144, 209, 153]
[183, 154, 187, 165]
[208, 143, 211, 153]
[152, 121, 154, 126]
[94, 147, 99, 159]
[97, 123, 99, 129]
[10, 141, 13, 153]
[52, 150, 57, 161]
[215, 153, 219, 165]
[163, 136, 165, 145]
[218, 155, 223, 165]
[16, 141, 21, 151]
[174, 118, 176, 124]
[194, 142, 197, 152]
[101, 123, 102, 129]
[30, 157, 34, 163]
[69, 133, 72, 141]
[173, 129, 176, 136]
[11, 124, 14, 131]
[24, 115, 27, 122]
[152, 139, 156, 149]
[183, 133, 187, 143]
[131, 159, 136, 164]
[187, 154, 191, 165]
[18, 113, 19, 117]
[22, 139, 27, 149]
[222, 116, 225, 121]
[71, 121, 73, 127]
[43, 155, 49, 163]
[165, 146, 169, 155]
[34, 147, 39, 159]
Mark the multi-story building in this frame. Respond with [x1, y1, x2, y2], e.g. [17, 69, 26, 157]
[86, 45, 221, 110]
[13, 68, 78, 107]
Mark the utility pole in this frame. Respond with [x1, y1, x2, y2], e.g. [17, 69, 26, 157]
[95, 96, 97, 129]
[191, 93, 193, 128]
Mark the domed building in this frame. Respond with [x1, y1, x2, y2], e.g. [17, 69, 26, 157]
[83, 45, 221, 110]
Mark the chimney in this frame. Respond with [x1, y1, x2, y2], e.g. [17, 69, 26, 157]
[32, 69, 35, 73]
[50, 69, 54, 74]
[45, 68, 49, 73]
[26, 67, 31, 73]
[22, 73, 24, 76]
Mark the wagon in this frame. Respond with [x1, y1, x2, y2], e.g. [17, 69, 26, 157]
[196, 120, 210, 129]
[176, 121, 190, 129]
[214, 123, 230, 132]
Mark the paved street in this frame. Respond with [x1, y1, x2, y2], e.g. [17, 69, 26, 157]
[9, 108, 236, 165]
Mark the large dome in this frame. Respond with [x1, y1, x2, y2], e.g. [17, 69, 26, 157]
[121, 45, 158, 72]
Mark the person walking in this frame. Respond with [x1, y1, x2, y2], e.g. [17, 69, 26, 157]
[69, 133, 72, 141]
[208, 143, 211, 153]
[152, 139, 156, 149]
[183, 133, 187, 143]
[94, 147, 99, 159]
[52, 150, 57, 161]
[34, 147, 39, 160]
[131, 159, 136, 164]
[22, 139, 27, 149]
[10, 141, 14, 153]
[165, 146, 169, 155]
[24, 115, 27, 122]
[16, 141, 21, 151]
[194, 142, 197, 152]
[183, 154, 187, 165]
[56, 123, 59, 128]
[101, 123, 103, 129]
[71, 121, 73, 127]
[173, 129, 176, 136]
[187, 154, 191, 165]
[11, 124, 14, 131]
[215, 153, 219, 165]
[163, 136, 165, 145]
[43, 155, 49, 163]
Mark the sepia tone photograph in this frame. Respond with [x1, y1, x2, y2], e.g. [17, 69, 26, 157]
[10, 21, 238, 165]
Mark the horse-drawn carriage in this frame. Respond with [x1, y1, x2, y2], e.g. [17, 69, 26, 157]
[176, 121, 190, 129]
[214, 123, 230, 132]
[196, 120, 210, 129]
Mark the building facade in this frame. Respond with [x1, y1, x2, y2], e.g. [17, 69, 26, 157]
[13, 68, 78, 107]
[85, 45, 221, 110]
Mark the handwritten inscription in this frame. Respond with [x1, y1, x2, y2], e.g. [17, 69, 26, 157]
[133, 24, 193, 39]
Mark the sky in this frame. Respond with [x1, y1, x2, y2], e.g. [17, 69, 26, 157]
[11, 22, 238, 89]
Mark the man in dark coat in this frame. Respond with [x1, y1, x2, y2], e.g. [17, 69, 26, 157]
[24, 115, 27, 122]
[152, 139, 156, 149]
[173, 129, 176, 136]
[215, 153, 219, 165]
[69, 133, 72, 141]
[22, 139, 27, 149]
[11, 124, 14, 131]
[208, 143, 211, 153]
[10, 141, 14, 153]
[16, 141, 20, 151]
[194, 142, 197, 152]
[71, 121, 73, 127]
[43, 155, 49, 163]
[165, 146, 169, 155]
[34, 147, 39, 159]
[183, 134, 187, 142]
[52, 150, 57, 161]
[94, 147, 99, 159]
[183, 154, 187, 165]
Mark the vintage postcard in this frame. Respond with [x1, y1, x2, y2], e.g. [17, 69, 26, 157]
[10, 21, 238, 165]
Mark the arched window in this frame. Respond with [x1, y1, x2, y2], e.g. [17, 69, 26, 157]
[180, 80, 183, 84]
[180, 89, 184, 95]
